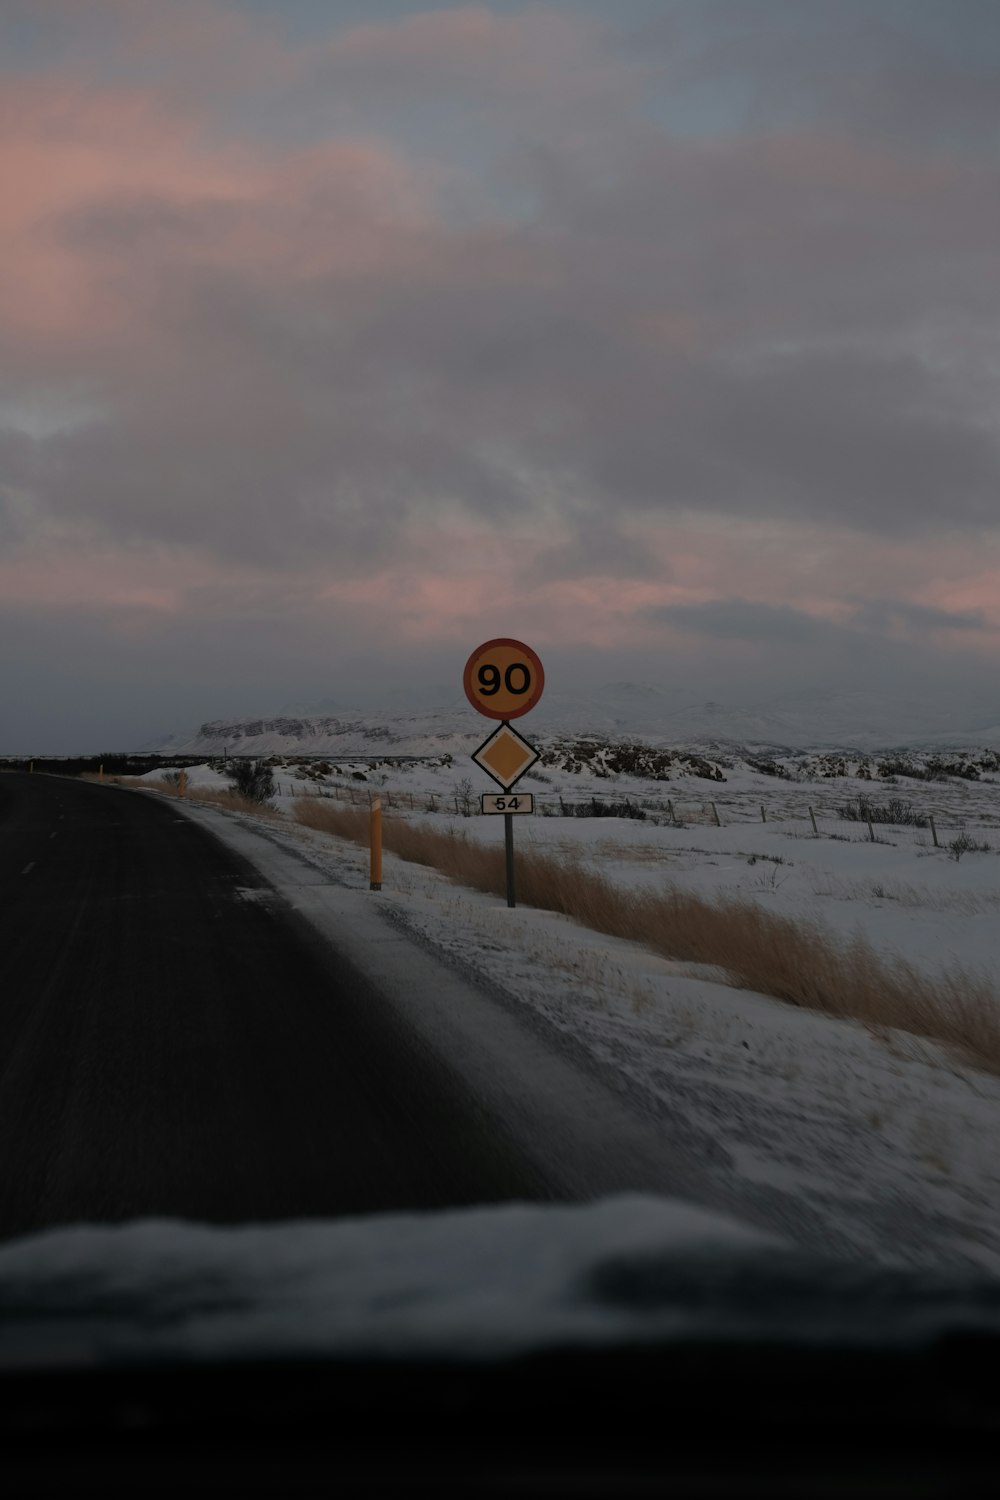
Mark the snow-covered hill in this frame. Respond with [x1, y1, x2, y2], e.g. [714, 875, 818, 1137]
[156, 709, 482, 758]
[155, 682, 1000, 758]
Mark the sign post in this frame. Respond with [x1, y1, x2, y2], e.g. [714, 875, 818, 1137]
[504, 811, 516, 909]
[370, 797, 383, 891]
[463, 638, 544, 909]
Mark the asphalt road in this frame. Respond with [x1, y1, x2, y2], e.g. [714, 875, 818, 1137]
[0, 773, 554, 1241]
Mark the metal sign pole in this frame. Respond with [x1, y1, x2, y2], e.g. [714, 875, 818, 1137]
[504, 811, 516, 908]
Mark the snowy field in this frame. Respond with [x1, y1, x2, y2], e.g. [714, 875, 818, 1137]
[140, 749, 1000, 1270]
[252, 749, 1000, 983]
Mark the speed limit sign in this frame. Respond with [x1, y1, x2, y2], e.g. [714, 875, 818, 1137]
[463, 638, 545, 720]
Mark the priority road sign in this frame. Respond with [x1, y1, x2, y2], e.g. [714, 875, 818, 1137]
[471, 721, 540, 791]
[463, 638, 544, 721]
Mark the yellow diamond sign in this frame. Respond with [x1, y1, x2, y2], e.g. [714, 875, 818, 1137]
[472, 722, 540, 791]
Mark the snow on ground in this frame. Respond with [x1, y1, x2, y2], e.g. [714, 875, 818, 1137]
[137, 763, 232, 790]
[407, 810, 1000, 981]
[260, 749, 1000, 981]
[137, 750, 1000, 1270]
[0, 1196, 782, 1366]
[5, 1191, 999, 1368]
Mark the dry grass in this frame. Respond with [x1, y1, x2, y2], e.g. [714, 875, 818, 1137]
[89, 774, 282, 820]
[295, 796, 1000, 1074]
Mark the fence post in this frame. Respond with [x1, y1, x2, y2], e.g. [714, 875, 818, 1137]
[711, 801, 721, 827]
[867, 817, 875, 842]
[760, 805, 766, 822]
[809, 806, 818, 836]
[929, 813, 939, 848]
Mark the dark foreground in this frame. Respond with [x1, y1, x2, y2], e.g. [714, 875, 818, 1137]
[2, 1341, 997, 1498]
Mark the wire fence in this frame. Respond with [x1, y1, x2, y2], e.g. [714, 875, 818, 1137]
[281, 778, 998, 840]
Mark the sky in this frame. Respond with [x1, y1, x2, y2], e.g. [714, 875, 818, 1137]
[3, 0, 1000, 749]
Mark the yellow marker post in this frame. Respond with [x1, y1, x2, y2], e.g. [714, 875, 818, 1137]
[370, 797, 383, 891]
[99, 763, 104, 783]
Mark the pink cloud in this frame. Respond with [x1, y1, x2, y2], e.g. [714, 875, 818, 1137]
[3, 0, 296, 93]
[0, 75, 428, 353]
[0, 543, 204, 612]
[5, 509, 1000, 672]
[3, 5, 999, 682]
[318, 5, 619, 106]
[0, 78, 250, 342]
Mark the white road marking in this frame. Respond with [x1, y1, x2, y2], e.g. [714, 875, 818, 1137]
[21, 862, 35, 875]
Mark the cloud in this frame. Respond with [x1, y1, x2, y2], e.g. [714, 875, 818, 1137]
[648, 595, 995, 651]
[647, 598, 837, 645]
[633, 0, 1000, 150]
[7, 13, 1000, 562]
[598, 347, 1000, 531]
[0, 0, 296, 97]
[526, 518, 664, 584]
[311, 5, 618, 106]
[4, 1, 1000, 747]
[850, 598, 990, 635]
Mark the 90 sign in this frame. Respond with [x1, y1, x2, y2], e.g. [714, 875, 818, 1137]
[463, 638, 545, 721]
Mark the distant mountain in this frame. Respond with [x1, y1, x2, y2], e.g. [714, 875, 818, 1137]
[754, 689, 980, 750]
[159, 710, 482, 758]
[154, 683, 1000, 758]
